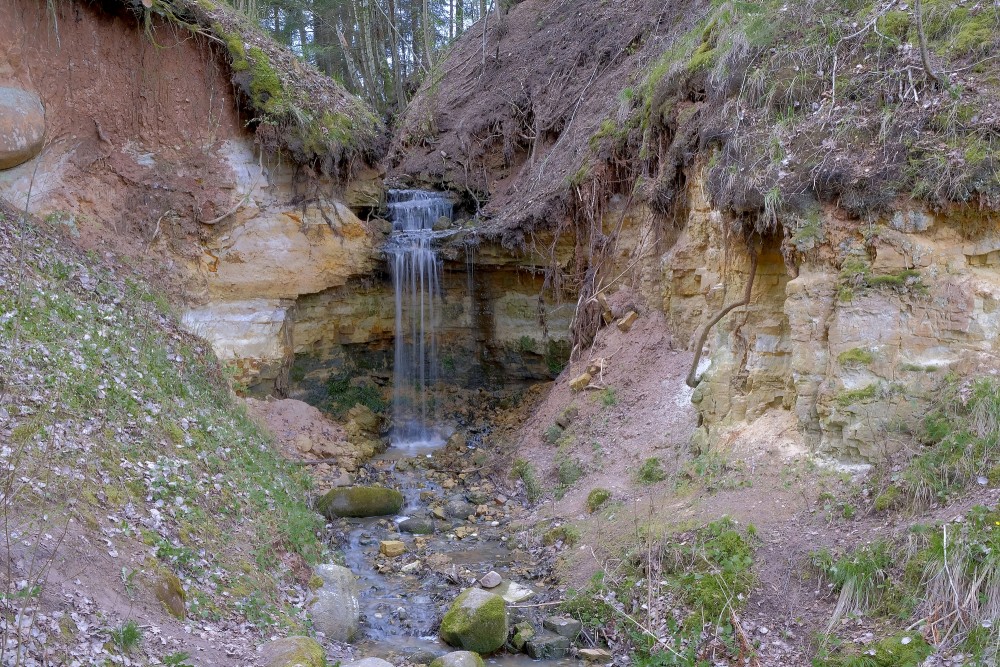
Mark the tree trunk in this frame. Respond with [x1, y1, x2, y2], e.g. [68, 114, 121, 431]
[386, 0, 405, 111]
[423, 0, 433, 68]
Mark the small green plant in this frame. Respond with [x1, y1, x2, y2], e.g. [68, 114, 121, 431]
[544, 424, 564, 445]
[599, 387, 617, 407]
[542, 524, 580, 547]
[109, 620, 142, 654]
[557, 456, 585, 487]
[517, 335, 536, 353]
[873, 485, 902, 512]
[835, 384, 879, 407]
[324, 372, 387, 418]
[811, 541, 894, 628]
[636, 457, 666, 484]
[586, 488, 611, 513]
[164, 652, 195, 667]
[837, 348, 874, 367]
[512, 459, 543, 503]
[666, 518, 758, 624]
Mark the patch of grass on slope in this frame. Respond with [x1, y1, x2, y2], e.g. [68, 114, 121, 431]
[560, 517, 758, 664]
[0, 204, 324, 641]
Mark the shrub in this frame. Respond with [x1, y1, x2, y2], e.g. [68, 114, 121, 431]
[109, 620, 142, 654]
[811, 541, 894, 628]
[512, 459, 543, 503]
[636, 457, 666, 484]
[557, 457, 585, 487]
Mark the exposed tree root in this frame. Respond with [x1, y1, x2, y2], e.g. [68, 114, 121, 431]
[685, 251, 758, 389]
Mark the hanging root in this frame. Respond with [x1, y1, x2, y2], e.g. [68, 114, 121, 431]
[685, 251, 759, 388]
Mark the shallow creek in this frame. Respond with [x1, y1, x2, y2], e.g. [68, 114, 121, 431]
[334, 442, 577, 666]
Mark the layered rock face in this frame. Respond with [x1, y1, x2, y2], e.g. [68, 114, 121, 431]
[647, 170, 1000, 461]
[290, 255, 573, 410]
[0, 0, 385, 394]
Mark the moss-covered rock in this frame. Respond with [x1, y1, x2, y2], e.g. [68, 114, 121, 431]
[259, 636, 326, 667]
[317, 486, 404, 518]
[439, 588, 508, 655]
[429, 651, 485, 667]
[152, 571, 186, 619]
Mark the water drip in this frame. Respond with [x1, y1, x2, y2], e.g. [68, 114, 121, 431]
[386, 189, 452, 450]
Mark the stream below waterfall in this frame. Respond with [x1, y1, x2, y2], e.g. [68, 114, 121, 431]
[334, 445, 576, 666]
[331, 191, 578, 665]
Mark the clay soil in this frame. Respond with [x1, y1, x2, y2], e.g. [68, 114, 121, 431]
[491, 300, 998, 666]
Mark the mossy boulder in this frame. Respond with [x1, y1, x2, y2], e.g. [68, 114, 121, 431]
[430, 651, 486, 667]
[439, 588, 508, 655]
[152, 571, 186, 619]
[259, 636, 326, 667]
[317, 486, 404, 518]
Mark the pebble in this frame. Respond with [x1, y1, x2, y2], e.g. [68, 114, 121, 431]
[479, 571, 502, 588]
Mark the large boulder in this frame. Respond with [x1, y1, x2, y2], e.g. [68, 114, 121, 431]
[317, 486, 404, 518]
[429, 652, 485, 667]
[259, 636, 326, 667]
[311, 563, 360, 641]
[0, 87, 44, 170]
[439, 588, 508, 655]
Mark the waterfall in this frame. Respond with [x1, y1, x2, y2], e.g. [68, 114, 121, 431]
[386, 189, 452, 449]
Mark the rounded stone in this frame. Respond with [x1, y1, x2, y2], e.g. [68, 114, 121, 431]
[317, 486, 404, 518]
[439, 587, 508, 655]
[259, 636, 326, 667]
[429, 651, 485, 667]
[344, 660, 395, 667]
[311, 563, 360, 641]
[0, 87, 44, 170]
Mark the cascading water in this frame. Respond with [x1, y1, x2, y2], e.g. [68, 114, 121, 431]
[386, 189, 452, 449]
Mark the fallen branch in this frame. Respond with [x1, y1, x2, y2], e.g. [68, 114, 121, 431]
[685, 251, 758, 388]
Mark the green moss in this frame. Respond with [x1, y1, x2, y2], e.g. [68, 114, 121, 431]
[816, 633, 932, 667]
[542, 524, 580, 547]
[246, 46, 286, 115]
[836, 384, 879, 407]
[837, 348, 874, 367]
[439, 588, 508, 654]
[316, 486, 404, 519]
[586, 488, 611, 513]
[873, 485, 902, 512]
[213, 22, 248, 71]
[636, 457, 666, 484]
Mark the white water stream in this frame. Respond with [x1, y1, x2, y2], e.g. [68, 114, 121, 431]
[386, 190, 452, 450]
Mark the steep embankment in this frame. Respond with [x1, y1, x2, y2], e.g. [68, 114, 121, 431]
[393, 0, 1000, 463]
[0, 0, 386, 395]
[390, 1, 1000, 665]
[0, 200, 339, 664]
